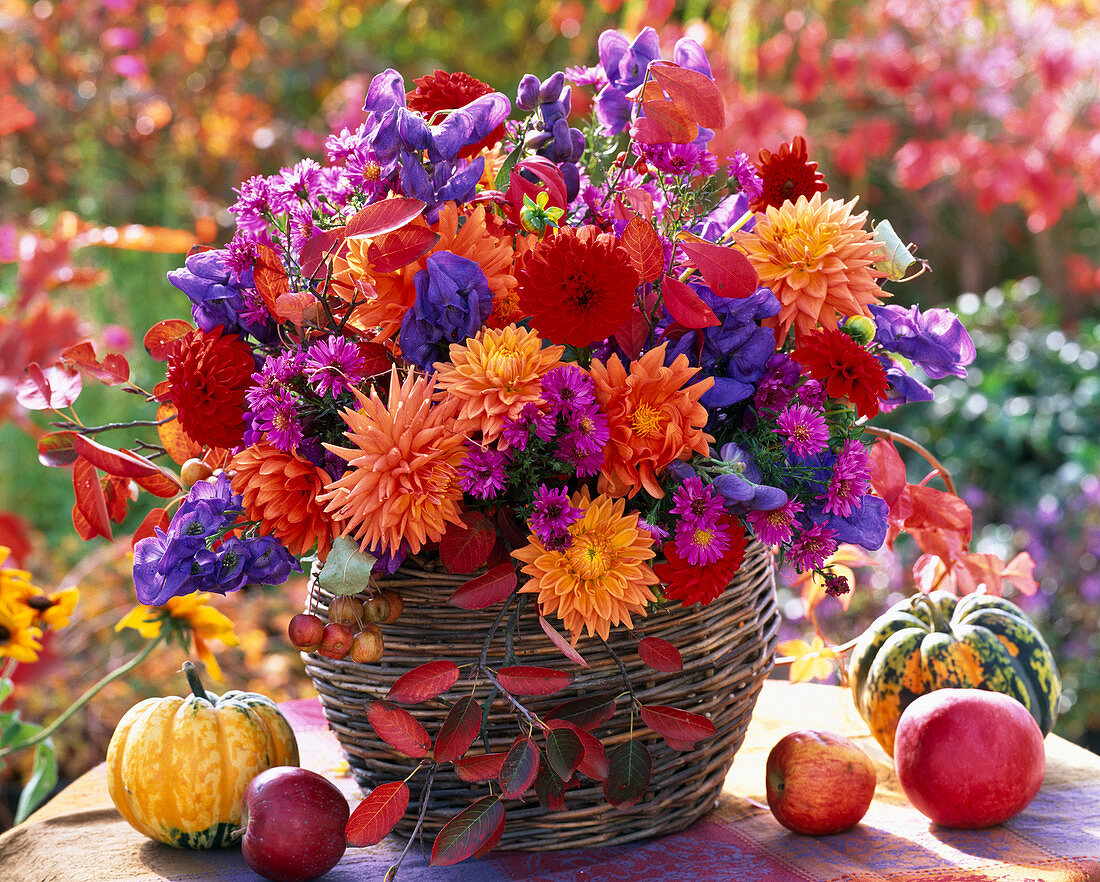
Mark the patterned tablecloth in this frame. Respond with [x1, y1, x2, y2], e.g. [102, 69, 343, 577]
[2, 680, 1098, 882]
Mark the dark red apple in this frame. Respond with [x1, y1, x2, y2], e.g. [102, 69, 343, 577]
[894, 688, 1045, 829]
[318, 622, 353, 660]
[765, 729, 877, 835]
[240, 766, 349, 882]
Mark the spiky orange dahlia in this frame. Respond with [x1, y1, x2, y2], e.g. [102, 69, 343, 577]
[318, 368, 465, 555]
[433, 323, 565, 444]
[514, 490, 658, 643]
[589, 344, 713, 498]
[165, 327, 255, 449]
[734, 193, 886, 342]
[230, 442, 337, 558]
[751, 135, 828, 213]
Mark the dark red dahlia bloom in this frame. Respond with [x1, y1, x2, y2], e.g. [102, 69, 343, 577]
[654, 515, 748, 607]
[406, 69, 505, 159]
[166, 327, 255, 449]
[516, 225, 640, 348]
[751, 135, 828, 212]
[791, 328, 890, 419]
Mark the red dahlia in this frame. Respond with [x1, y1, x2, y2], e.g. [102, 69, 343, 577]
[654, 515, 748, 607]
[166, 327, 255, 449]
[751, 135, 828, 212]
[516, 225, 640, 348]
[791, 328, 890, 419]
[406, 69, 504, 159]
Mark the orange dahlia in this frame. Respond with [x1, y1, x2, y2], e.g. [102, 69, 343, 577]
[750, 135, 829, 213]
[318, 368, 466, 555]
[165, 327, 254, 450]
[516, 225, 640, 348]
[334, 203, 518, 343]
[589, 344, 713, 499]
[734, 192, 886, 342]
[433, 323, 565, 444]
[514, 490, 658, 643]
[230, 442, 336, 559]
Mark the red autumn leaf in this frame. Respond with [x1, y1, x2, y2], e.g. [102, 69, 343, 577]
[434, 695, 482, 763]
[616, 187, 655, 221]
[638, 636, 683, 672]
[143, 319, 193, 360]
[544, 726, 585, 783]
[496, 666, 572, 697]
[633, 99, 698, 145]
[386, 660, 460, 704]
[345, 197, 426, 239]
[365, 701, 430, 758]
[72, 456, 111, 541]
[678, 239, 760, 299]
[16, 362, 82, 410]
[663, 736, 698, 751]
[453, 752, 508, 783]
[61, 341, 130, 386]
[613, 307, 653, 362]
[298, 227, 348, 280]
[36, 431, 79, 468]
[535, 765, 568, 812]
[366, 227, 440, 274]
[466, 806, 506, 860]
[439, 510, 497, 574]
[649, 62, 726, 130]
[620, 215, 665, 284]
[546, 719, 609, 780]
[253, 245, 290, 313]
[537, 615, 589, 668]
[547, 693, 617, 731]
[133, 507, 171, 546]
[156, 402, 203, 465]
[638, 704, 717, 747]
[603, 741, 652, 809]
[73, 434, 160, 479]
[132, 467, 184, 498]
[430, 796, 504, 867]
[345, 781, 409, 847]
[660, 275, 719, 328]
[498, 736, 540, 799]
[70, 502, 98, 542]
[448, 563, 517, 610]
[272, 290, 315, 325]
[103, 474, 134, 524]
[0, 95, 35, 137]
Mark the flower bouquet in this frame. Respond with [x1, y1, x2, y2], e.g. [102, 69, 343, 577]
[26, 25, 984, 871]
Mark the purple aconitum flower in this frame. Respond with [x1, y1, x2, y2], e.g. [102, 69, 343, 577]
[594, 28, 661, 134]
[132, 528, 194, 606]
[529, 484, 583, 547]
[666, 284, 781, 410]
[711, 442, 789, 514]
[430, 92, 512, 163]
[459, 444, 509, 499]
[754, 353, 801, 412]
[879, 359, 934, 412]
[167, 248, 259, 339]
[400, 252, 493, 371]
[244, 535, 302, 585]
[870, 304, 976, 379]
[304, 335, 367, 398]
[809, 494, 889, 551]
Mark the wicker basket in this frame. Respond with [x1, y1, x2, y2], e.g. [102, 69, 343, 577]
[302, 539, 778, 851]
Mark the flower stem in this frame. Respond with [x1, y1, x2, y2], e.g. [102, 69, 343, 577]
[863, 426, 957, 496]
[0, 634, 164, 760]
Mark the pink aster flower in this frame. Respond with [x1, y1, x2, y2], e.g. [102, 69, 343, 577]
[253, 393, 304, 453]
[775, 404, 830, 457]
[528, 484, 583, 546]
[673, 517, 732, 566]
[824, 438, 872, 517]
[786, 523, 839, 572]
[458, 444, 509, 499]
[670, 476, 725, 529]
[746, 499, 804, 546]
[305, 335, 368, 398]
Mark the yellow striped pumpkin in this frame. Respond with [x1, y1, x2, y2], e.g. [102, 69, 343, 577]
[848, 590, 1060, 757]
[106, 661, 299, 848]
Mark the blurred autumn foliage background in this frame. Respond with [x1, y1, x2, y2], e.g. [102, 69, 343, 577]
[2, 0, 1099, 823]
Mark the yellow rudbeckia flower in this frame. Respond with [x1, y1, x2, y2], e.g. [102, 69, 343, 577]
[117, 593, 239, 680]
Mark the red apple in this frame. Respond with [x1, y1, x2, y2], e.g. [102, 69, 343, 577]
[318, 622, 354, 660]
[327, 595, 364, 628]
[765, 729, 877, 835]
[894, 688, 1045, 829]
[348, 624, 384, 663]
[287, 613, 325, 652]
[240, 766, 349, 882]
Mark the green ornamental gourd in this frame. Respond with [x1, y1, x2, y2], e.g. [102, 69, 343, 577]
[848, 590, 1061, 757]
[106, 661, 300, 849]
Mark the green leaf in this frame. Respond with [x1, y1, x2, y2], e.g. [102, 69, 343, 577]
[318, 535, 377, 596]
[873, 219, 917, 281]
[493, 142, 525, 192]
[0, 711, 41, 750]
[14, 739, 58, 824]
